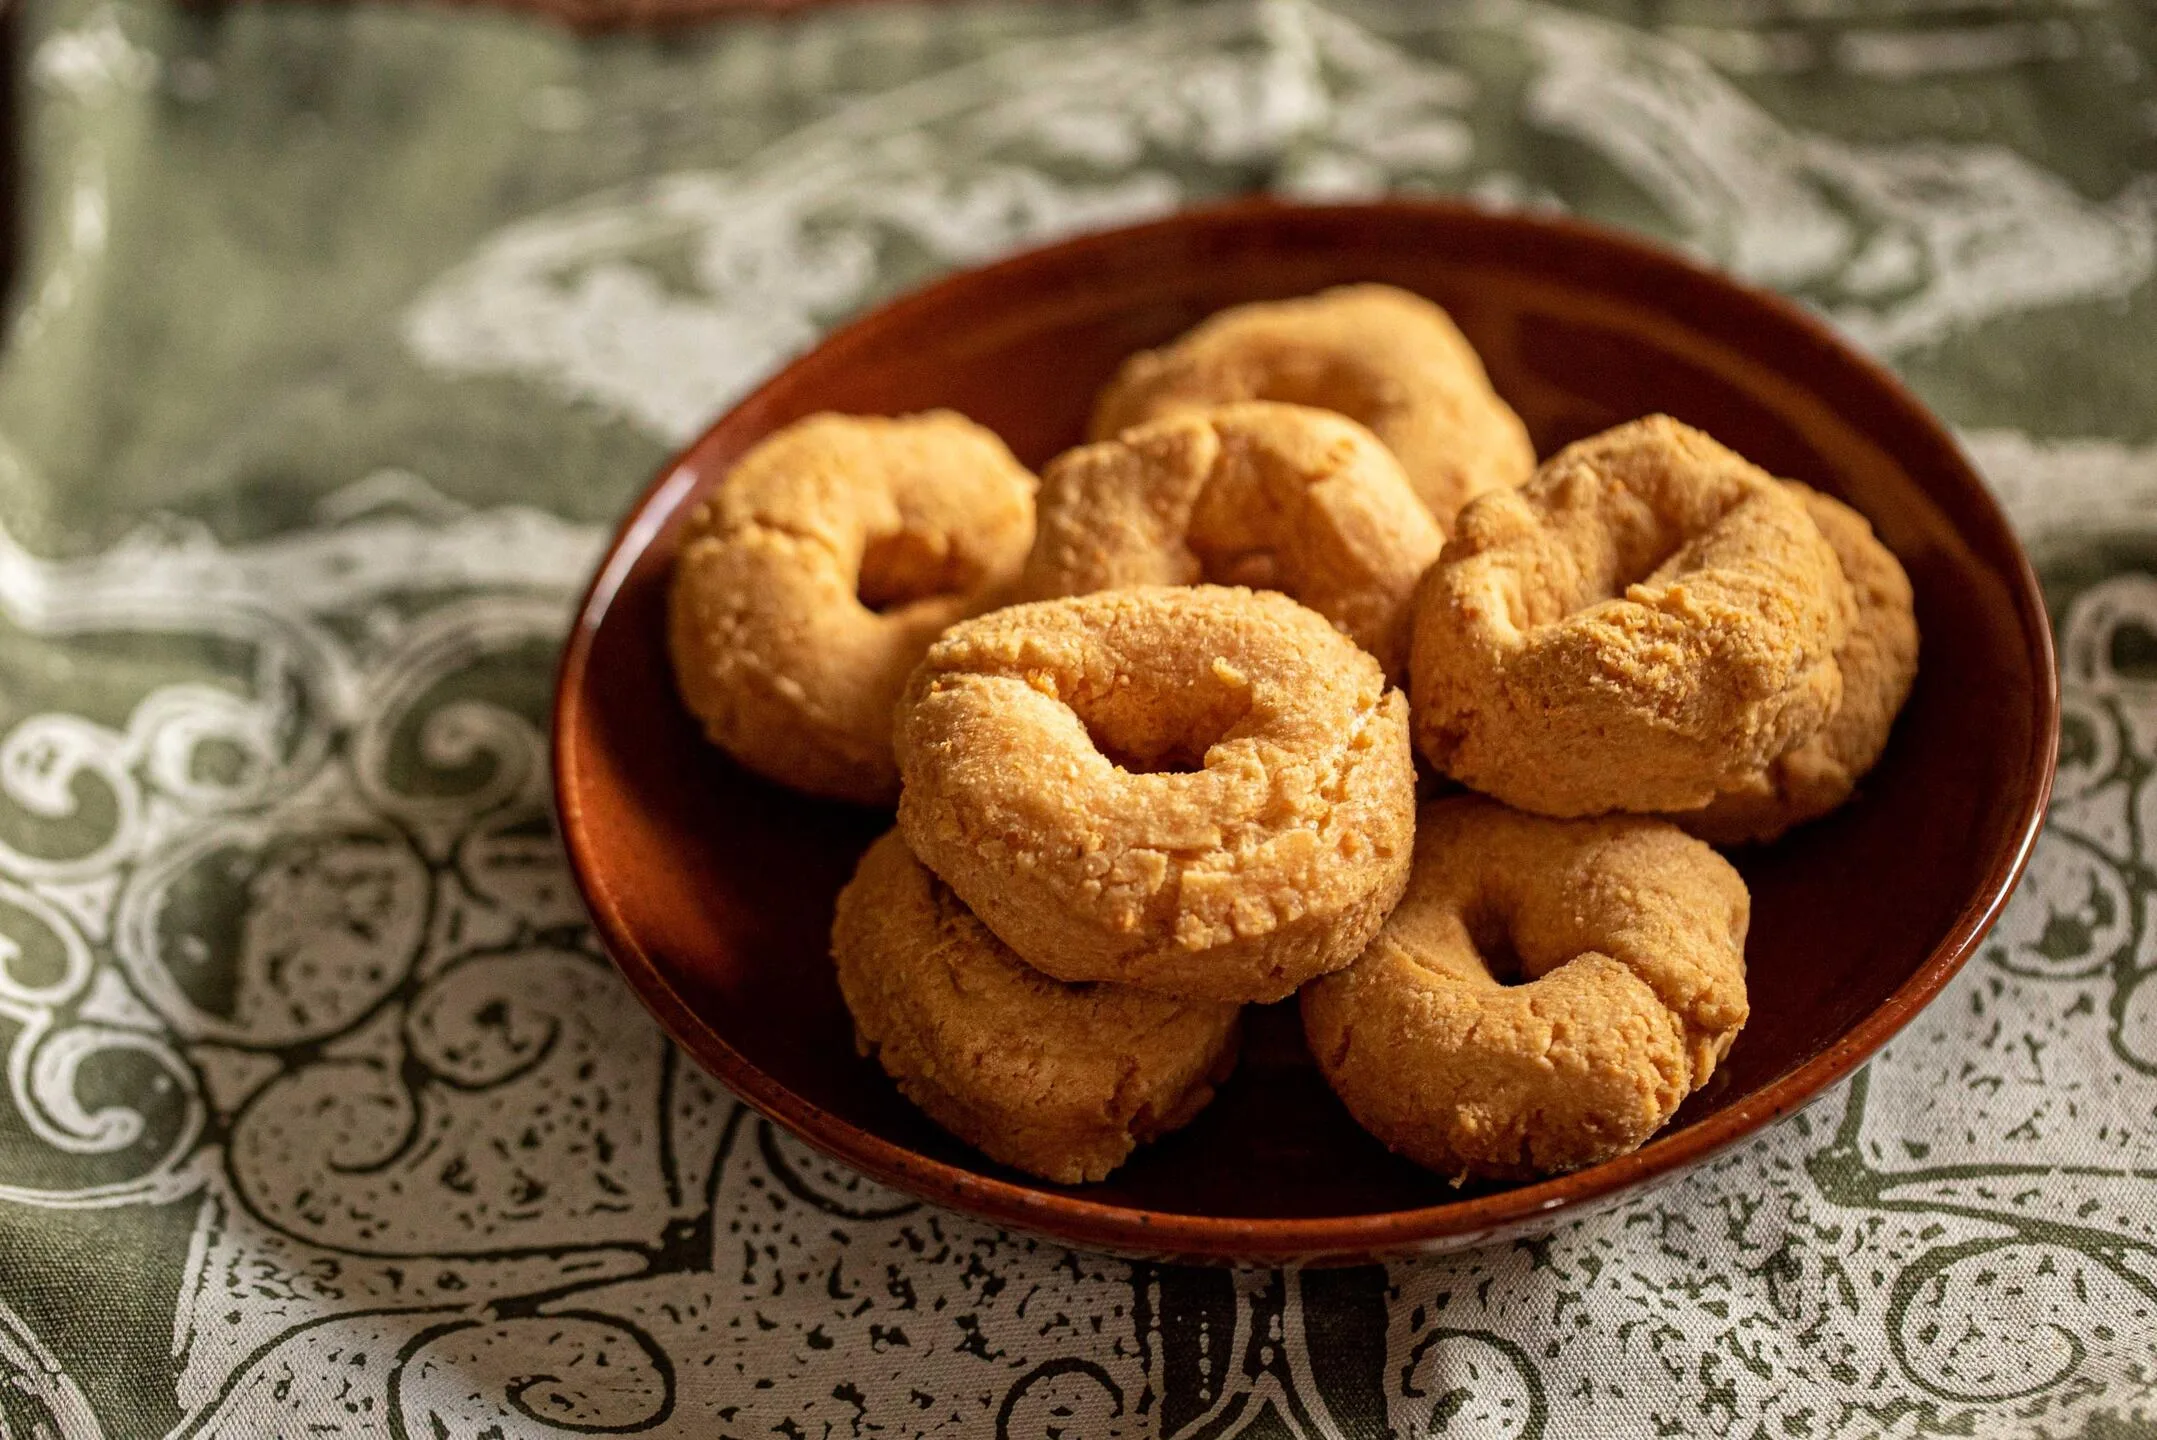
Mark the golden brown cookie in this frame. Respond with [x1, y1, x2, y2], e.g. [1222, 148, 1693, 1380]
[1302, 797, 1750, 1182]
[1088, 285, 1535, 530]
[668, 411, 1036, 805]
[1021, 402, 1442, 678]
[1409, 416, 1852, 816]
[895, 586, 1416, 1003]
[1680, 485, 1919, 844]
[834, 830, 1241, 1184]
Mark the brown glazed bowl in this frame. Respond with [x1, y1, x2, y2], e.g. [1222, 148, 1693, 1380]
[554, 200, 2057, 1266]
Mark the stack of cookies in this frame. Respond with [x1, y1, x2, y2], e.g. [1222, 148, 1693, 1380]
[667, 285, 1918, 1186]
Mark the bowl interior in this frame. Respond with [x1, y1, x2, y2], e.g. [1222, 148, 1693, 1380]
[557, 203, 2052, 1256]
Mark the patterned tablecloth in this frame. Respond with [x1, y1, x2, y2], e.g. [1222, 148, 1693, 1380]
[0, 0, 2149, 1434]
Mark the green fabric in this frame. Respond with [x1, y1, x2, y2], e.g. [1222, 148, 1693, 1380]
[0, 0, 2150, 1434]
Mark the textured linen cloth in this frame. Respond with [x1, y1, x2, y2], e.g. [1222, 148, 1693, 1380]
[0, 0, 2150, 1434]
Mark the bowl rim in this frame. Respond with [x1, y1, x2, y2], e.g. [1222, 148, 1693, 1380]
[552, 196, 2060, 1264]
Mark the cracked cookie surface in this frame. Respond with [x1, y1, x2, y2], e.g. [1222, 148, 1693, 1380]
[833, 830, 1242, 1184]
[1089, 284, 1534, 530]
[1680, 484, 1919, 844]
[1302, 797, 1750, 1181]
[896, 585, 1416, 1003]
[668, 411, 1036, 804]
[1022, 401, 1441, 679]
[1410, 415, 1853, 816]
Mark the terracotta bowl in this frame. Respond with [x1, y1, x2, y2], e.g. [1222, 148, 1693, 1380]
[554, 200, 2057, 1266]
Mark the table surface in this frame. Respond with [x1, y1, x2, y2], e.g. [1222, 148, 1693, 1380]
[0, 0, 2150, 1436]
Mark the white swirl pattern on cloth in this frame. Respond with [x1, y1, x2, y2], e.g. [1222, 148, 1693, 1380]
[0, 0, 2152, 1435]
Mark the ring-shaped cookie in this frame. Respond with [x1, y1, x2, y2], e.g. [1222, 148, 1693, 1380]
[1410, 416, 1852, 816]
[895, 586, 1416, 1003]
[1682, 484, 1919, 844]
[834, 831, 1241, 1184]
[668, 411, 1035, 805]
[1302, 797, 1750, 1181]
[1022, 402, 1442, 678]
[1089, 284, 1535, 529]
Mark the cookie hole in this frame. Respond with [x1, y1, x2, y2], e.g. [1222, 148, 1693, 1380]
[1245, 369, 1388, 433]
[859, 529, 972, 614]
[1603, 526, 1690, 601]
[1467, 908, 1530, 987]
[1087, 727, 1217, 776]
[1201, 547, 1282, 591]
[1479, 932, 1531, 987]
[1594, 476, 1771, 605]
[1075, 685, 1252, 777]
